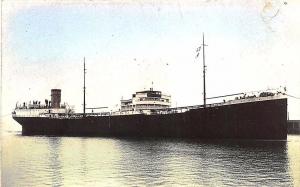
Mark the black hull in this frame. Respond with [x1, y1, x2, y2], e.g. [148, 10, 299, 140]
[13, 99, 287, 139]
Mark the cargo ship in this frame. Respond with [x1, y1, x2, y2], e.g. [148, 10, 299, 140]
[12, 36, 288, 139]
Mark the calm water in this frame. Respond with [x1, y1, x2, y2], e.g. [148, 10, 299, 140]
[2, 131, 300, 186]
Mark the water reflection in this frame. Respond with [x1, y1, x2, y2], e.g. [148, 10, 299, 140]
[113, 139, 169, 186]
[46, 137, 63, 186]
[2, 134, 299, 186]
[112, 138, 292, 186]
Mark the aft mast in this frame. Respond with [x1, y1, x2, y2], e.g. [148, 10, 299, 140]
[83, 57, 86, 117]
[202, 33, 207, 107]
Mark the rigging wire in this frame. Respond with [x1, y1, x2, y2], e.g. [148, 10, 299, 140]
[286, 94, 300, 100]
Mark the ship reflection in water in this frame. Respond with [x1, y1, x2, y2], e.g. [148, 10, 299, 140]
[2, 133, 300, 186]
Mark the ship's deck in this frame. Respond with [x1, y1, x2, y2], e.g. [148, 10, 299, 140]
[12, 94, 286, 119]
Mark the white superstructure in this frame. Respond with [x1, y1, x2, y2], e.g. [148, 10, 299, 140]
[12, 103, 70, 117]
[12, 89, 73, 117]
[120, 88, 171, 114]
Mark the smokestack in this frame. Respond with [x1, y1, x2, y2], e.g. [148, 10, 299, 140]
[51, 89, 61, 108]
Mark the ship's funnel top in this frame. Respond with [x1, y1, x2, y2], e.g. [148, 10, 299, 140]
[51, 89, 61, 108]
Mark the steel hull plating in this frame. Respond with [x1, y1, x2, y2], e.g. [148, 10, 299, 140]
[13, 99, 287, 139]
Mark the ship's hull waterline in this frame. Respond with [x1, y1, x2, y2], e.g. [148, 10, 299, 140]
[13, 98, 287, 139]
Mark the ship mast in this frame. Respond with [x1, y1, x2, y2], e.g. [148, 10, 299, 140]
[83, 57, 86, 117]
[202, 33, 207, 107]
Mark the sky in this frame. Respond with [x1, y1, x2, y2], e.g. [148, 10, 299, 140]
[1, 0, 300, 130]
